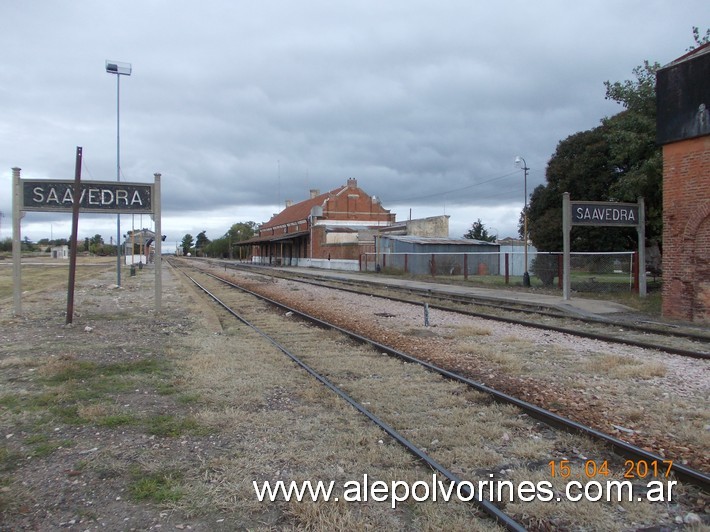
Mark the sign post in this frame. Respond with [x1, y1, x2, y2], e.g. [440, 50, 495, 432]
[66, 147, 83, 324]
[11, 165, 162, 316]
[562, 193, 646, 300]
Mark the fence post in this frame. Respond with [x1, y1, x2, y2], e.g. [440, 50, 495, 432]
[504, 253, 509, 285]
[464, 254, 468, 280]
[431, 254, 436, 277]
[404, 253, 408, 273]
[633, 251, 639, 293]
[557, 254, 563, 289]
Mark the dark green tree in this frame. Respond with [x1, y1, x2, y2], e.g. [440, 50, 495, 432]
[204, 222, 258, 258]
[181, 234, 194, 256]
[527, 55, 666, 252]
[195, 231, 210, 257]
[464, 219, 497, 242]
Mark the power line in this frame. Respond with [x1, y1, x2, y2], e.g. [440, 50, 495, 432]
[389, 170, 520, 203]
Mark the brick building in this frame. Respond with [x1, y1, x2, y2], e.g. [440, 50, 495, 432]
[246, 178, 396, 268]
[656, 43, 710, 323]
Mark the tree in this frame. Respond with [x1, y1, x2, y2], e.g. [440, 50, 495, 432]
[463, 219, 497, 242]
[688, 26, 710, 51]
[205, 222, 258, 259]
[195, 231, 210, 257]
[181, 234, 194, 256]
[527, 56, 665, 253]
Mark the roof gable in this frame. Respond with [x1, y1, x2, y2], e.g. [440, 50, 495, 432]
[260, 186, 346, 230]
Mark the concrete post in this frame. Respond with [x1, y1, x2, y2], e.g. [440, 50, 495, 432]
[562, 192, 571, 300]
[12, 167, 22, 315]
[154, 173, 162, 313]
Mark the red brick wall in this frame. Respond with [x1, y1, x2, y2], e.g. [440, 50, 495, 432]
[662, 135, 710, 322]
[322, 186, 395, 224]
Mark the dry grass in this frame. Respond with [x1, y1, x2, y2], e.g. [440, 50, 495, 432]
[584, 353, 667, 379]
[0, 256, 114, 301]
[172, 303, 494, 528]
[452, 324, 493, 337]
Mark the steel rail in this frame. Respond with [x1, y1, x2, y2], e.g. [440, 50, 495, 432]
[225, 264, 709, 360]
[198, 267, 710, 492]
[230, 261, 710, 344]
[178, 268, 527, 532]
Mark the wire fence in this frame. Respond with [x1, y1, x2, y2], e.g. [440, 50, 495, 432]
[360, 251, 640, 294]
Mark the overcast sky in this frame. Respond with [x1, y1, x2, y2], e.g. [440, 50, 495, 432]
[0, 1, 703, 248]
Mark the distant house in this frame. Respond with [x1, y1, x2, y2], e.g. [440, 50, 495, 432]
[50, 245, 69, 259]
[123, 229, 156, 264]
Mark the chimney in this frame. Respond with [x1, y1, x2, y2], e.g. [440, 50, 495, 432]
[285, 199, 293, 208]
[347, 178, 358, 188]
[309, 189, 320, 199]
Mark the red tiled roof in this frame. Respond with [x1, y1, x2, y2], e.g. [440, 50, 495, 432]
[259, 186, 346, 230]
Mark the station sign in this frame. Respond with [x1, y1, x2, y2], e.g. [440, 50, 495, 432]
[22, 179, 153, 213]
[570, 201, 639, 227]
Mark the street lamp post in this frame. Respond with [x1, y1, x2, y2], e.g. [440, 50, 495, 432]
[106, 60, 132, 287]
[515, 156, 531, 287]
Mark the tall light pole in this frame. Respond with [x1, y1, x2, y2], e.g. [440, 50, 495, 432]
[106, 60, 132, 287]
[515, 156, 531, 287]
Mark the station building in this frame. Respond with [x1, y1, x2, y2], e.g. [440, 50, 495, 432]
[244, 178, 397, 269]
[657, 42, 710, 323]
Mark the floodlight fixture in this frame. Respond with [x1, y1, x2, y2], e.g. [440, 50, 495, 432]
[106, 59, 132, 287]
[105, 60, 132, 76]
[515, 156, 530, 287]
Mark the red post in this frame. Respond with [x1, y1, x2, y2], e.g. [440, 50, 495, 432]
[504, 253, 509, 285]
[66, 146, 83, 325]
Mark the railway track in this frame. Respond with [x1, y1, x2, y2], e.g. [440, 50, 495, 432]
[170, 259, 709, 530]
[220, 261, 710, 360]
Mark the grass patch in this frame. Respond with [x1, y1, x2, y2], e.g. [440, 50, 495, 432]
[40, 358, 97, 384]
[128, 469, 184, 503]
[0, 394, 21, 409]
[49, 404, 86, 425]
[176, 393, 202, 405]
[31, 439, 72, 458]
[584, 353, 666, 379]
[97, 413, 138, 428]
[143, 414, 210, 437]
[22, 434, 73, 458]
[0, 445, 22, 472]
[453, 325, 492, 337]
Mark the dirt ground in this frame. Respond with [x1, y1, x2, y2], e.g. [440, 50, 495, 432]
[1, 259, 708, 531]
[0, 261, 239, 530]
[0, 261, 495, 531]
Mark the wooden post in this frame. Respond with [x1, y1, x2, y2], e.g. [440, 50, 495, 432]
[66, 147, 83, 324]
